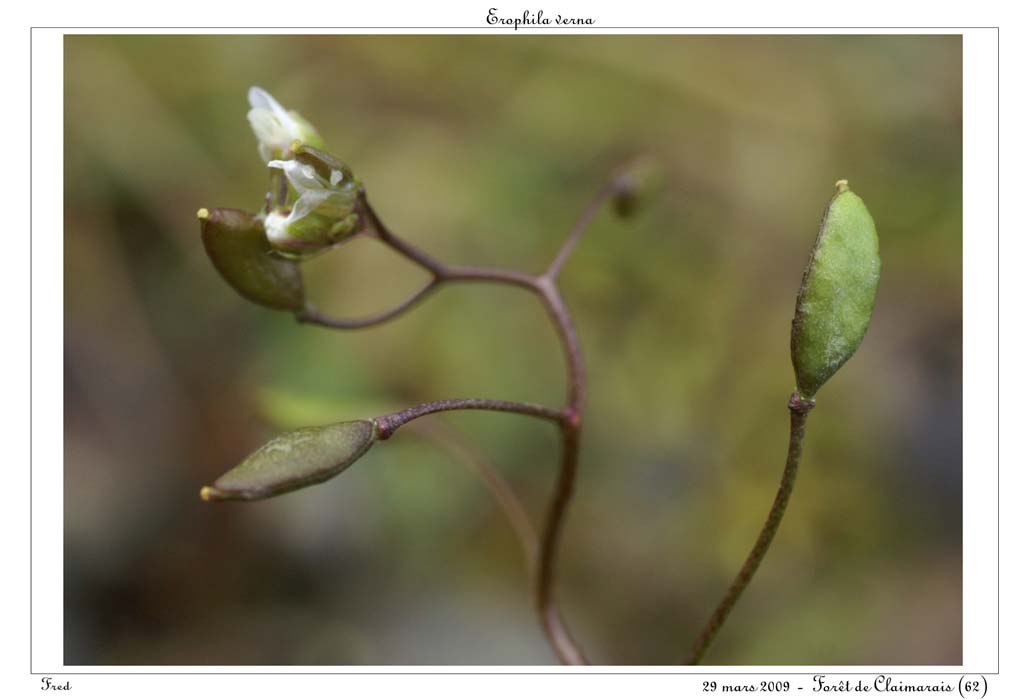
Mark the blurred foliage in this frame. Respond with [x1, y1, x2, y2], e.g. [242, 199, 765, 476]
[64, 34, 961, 665]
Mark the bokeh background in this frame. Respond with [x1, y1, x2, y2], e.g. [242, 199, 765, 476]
[64, 34, 962, 665]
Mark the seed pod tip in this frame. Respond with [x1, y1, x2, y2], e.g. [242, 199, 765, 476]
[199, 485, 223, 502]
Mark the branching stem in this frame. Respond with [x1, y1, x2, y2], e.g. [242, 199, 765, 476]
[290, 174, 818, 666]
[238, 154, 828, 667]
[301, 185, 617, 665]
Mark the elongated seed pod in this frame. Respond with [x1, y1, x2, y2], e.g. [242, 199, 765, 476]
[199, 207, 306, 311]
[201, 420, 378, 501]
[790, 181, 880, 399]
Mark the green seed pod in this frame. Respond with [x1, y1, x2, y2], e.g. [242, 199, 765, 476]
[199, 207, 306, 311]
[790, 181, 880, 399]
[200, 420, 378, 502]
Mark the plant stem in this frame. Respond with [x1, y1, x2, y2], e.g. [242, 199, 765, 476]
[308, 188, 606, 665]
[537, 279, 584, 408]
[535, 412, 587, 665]
[547, 182, 618, 280]
[685, 392, 815, 665]
[408, 418, 539, 571]
[530, 278, 590, 665]
[297, 279, 439, 329]
[374, 398, 565, 439]
[358, 193, 450, 277]
[446, 265, 540, 292]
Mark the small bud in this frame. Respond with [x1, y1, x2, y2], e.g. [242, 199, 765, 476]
[201, 420, 378, 502]
[611, 157, 662, 218]
[247, 86, 325, 163]
[790, 181, 881, 399]
[263, 156, 361, 256]
[200, 207, 306, 311]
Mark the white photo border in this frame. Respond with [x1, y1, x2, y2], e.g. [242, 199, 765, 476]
[29, 24, 998, 684]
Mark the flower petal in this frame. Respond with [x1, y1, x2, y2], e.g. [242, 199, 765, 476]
[248, 86, 290, 123]
[269, 159, 328, 192]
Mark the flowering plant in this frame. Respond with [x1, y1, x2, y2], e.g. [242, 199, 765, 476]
[197, 87, 879, 666]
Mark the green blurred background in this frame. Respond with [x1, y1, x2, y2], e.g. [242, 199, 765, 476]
[64, 34, 961, 665]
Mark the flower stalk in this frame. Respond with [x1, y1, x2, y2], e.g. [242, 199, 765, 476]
[686, 393, 814, 664]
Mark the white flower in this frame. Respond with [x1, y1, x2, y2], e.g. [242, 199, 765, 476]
[268, 159, 351, 222]
[263, 159, 358, 253]
[247, 86, 323, 162]
[263, 210, 293, 248]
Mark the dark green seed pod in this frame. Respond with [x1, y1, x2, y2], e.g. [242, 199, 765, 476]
[201, 420, 378, 502]
[790, 181, 881, 399]
[199, 207, 305, 311]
